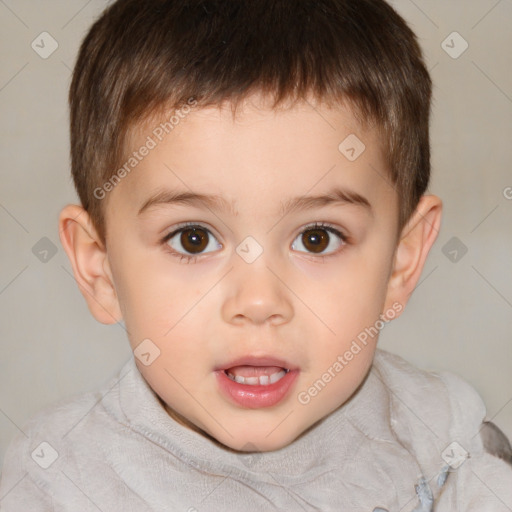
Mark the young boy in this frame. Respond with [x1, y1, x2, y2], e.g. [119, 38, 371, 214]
[1, 0, 511, 510]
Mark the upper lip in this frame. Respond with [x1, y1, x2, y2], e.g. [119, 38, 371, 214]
[215, 355, 298, 372]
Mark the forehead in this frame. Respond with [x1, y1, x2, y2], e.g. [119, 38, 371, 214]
[109, 95, 396, 224]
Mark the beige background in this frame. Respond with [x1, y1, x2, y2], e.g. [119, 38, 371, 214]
[0, 0, 511, 470]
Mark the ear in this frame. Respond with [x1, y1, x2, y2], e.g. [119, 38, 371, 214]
[383, 195, 442, 316]
[58, 204, 122, 325]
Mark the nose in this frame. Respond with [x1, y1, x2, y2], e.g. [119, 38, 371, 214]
[221, 257, 294, 327]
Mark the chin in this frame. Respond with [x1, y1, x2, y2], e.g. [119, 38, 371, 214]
[209, 422, 305, 453]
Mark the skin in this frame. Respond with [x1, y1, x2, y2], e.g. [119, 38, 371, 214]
[59, 93, 442, 452]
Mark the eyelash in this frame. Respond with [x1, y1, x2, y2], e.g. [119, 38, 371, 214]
[160, 221, 349, 263]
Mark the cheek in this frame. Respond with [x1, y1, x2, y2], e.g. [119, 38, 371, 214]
[300, 244, 394, 386]
[116, 274, 216, 371]
[317, 251, 392, 329]
[109, 243, 193, 345]
[297, 342, 375, 422]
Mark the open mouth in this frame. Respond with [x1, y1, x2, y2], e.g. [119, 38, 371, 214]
[224, 365, 290, 386]
[215, 358, 299, 408]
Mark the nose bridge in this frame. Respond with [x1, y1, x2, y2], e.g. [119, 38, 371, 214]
[221, 245, 294, 326]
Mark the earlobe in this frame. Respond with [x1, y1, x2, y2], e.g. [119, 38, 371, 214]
[384, 195, 443, 312]
[58, 204, 123, 325]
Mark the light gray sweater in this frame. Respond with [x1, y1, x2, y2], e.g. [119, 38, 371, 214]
[1, 349, 511, 511]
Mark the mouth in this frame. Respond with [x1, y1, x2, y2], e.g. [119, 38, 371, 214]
[224, 366, 290, 386]
[215, 356, 299, 408]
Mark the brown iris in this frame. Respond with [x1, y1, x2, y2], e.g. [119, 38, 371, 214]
[301, 228, 329, 253]
[180, 227, 209, 254]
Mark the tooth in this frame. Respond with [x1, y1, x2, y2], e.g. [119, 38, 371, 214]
[226, 368, 290, 386]
[270, 370, 286, 384]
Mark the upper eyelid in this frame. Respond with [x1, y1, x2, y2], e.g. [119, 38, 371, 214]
[164, 221, 222, 242]
[163, 221, 347, 246]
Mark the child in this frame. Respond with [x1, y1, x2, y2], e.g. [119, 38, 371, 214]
[1, 0, 511, 509]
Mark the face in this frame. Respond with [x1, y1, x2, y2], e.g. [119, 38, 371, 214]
[103, 94, 401, 451]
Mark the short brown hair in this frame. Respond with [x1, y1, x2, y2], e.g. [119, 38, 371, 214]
[69, 0, 432, 246]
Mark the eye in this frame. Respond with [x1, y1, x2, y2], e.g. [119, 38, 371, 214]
[291, 223, 347, 255]
[163, 223, 221, 258]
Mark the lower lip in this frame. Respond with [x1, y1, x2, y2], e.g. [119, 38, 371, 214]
[215, 369, 299, 409]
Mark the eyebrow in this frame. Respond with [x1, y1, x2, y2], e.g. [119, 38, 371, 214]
[137, 186, 372, 217]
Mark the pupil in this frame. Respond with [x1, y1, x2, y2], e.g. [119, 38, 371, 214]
[181, 228, 208, 253]
[303, 229, 328, 253]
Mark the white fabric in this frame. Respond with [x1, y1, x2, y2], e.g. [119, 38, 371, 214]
[1, 349, 511, 511]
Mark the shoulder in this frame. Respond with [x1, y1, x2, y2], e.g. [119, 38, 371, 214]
[371, 348, 506, 452]
[371, 349, 512, 509]
[0, 362, 132, 509]
[372, 348, 487, 421]
[0, 392, 95, 508]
